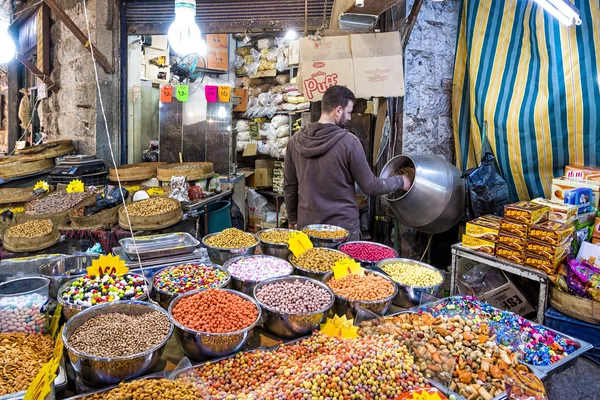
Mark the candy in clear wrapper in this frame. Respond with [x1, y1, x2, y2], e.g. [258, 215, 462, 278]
[169, 176, 190, 202]
[504, 369, 548, 400]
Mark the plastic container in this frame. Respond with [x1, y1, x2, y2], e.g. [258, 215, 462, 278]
[544, 307, 600, 365]
[0, 277, 50, 333]
[207, 201, 232, 234]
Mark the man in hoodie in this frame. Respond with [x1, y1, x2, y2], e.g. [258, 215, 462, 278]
[284, 86, 411, 240]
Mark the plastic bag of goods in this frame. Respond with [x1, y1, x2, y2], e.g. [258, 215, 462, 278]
[275, 75, 289, 85]
[235, 119, 249, 132]
[277, 136, 289, 148]
[248, 188, 268, 218]
[238, 131, 251, 141]
[236, 46, 252, 56]
[262, 47, 279, 62]
[296, 102, 310, 111]
[282, 103, 297, 111]
[259, 59, 276, 71]
[258, 92, 271, 106]
[234, 55, 245, 68]
[260, 123, 277, 140]
[257, 38, 274, 50]
[270, 85, 283, 94]
[169, 176, 190, 202]
[270, 94, 284, 106]
[236, 140, 249, 152]
[276, 125, 289, 138]
[271, 115, 288, 129]
[246, 61, 259, 77]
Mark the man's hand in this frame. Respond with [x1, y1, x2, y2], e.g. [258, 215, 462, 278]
[289, 223, 298, 229]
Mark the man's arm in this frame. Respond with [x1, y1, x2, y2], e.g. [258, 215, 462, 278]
[284, 143, 299, 227]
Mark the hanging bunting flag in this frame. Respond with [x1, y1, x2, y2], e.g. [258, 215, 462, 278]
[176, 85, 189, 102]
[205, 85, 218, 102]
[160, 85, 173, 103]
[218, 85, 231, 102]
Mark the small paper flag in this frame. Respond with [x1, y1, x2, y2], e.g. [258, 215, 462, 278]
[160, 85, 173, 103]
[332, 258, 364, 280]
[288, 232, 313, 258]
[176, 85, 189, 102]
[33, 180, 49, 192]
[218, 85, 231, 102]
[65, 179, 84, 193]
[205, 85, 218, 102]
[87, 254, 129, 276]
[320, 315, 359, 339]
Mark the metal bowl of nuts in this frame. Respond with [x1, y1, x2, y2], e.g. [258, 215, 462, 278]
[254, 275, 335, 339]
[223, 255, 294, 296]
[376, 258, 445, 308]
[62, 300, 173, 386]
[201, 229, 259, 265]
[39, 253, 100, 299]
[302, 224, 349, 249]
[257, 228, 299, 259]
[289, 247, 350, 281]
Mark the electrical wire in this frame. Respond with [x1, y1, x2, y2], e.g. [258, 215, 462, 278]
[3, 1, 42, 21]
[420, 234, 433, 262]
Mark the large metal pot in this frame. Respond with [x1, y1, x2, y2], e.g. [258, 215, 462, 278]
[380, 155, 464, 234]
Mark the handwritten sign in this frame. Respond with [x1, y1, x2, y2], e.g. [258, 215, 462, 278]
[33, 180, 49, 192]
[332, 258, 364, 280]
[87, 254, 128, 276]
[65, 179, 84, 193]
[320, 315, 358, 339]
[160, 85, 173, 103]
[205, 85, 218, 102]
[48, 304, 63, 339]
[218, 85, 231, 102]
[288, 232, 313, 258]
[176, 85, 189, 102]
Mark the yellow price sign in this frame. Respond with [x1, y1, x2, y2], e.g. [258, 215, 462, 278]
[48, 304, 63, 339]
[33, 180, 50, 192]
[288, 232, 313, 258]
[53, 329, 64, 360]
[66, 179, 84, 193]
[320, 315, 358, 339]
[24, 359, 59, 400]
[332, 258, 364, 280]
[146, 187, 164, 196]
[218, 85, 231, 102]
[86, 254, 129, 276]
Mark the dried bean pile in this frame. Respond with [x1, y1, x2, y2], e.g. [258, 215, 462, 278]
[154, 263, 228, 294]
[171, 289, 258, 333]
[339, 242, 396, 262]
[290, 248, 349, 272]
[5, 219, 53, 238]
[204, 228, 257, 248]
[127, 197, 179, 216]
[382, 262, 443, 287]
[82, 378, 205, 400]
[255, 279, 332, 313]
[303, 227, 348, 239]
[227, 256, 292, 282]
[327, 273, 395, 301]
[0, 333, 53, 395]
[26, 192, 88, 215]
[69, 311, 171, 357]
[258, 229, 298, 244]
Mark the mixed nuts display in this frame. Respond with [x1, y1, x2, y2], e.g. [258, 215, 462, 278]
[25, 192, 89, 215]
[4, 219, 53, 238]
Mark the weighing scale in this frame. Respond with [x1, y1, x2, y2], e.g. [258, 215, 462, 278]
[48, 155, 108, 186]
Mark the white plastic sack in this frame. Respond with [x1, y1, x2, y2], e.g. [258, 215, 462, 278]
[235, 120, 249, 132]
[276, 125, 289, 138]
[236, 140, 249, 152]
[277, 136, 289, 148]
[271, 115, 288, 129]
[238, 131, 251, 141]
[248, 188, 268, 218]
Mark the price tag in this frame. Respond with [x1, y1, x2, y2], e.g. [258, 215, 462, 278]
[24, 359, 59, 400]
[395, 388, 449, 400]
[160, 85, 173, 103]
[332, 258, 364, 280]
[287, 232, 313, 258]
[146, 187, 164, 196]
[218, 85, 231, 102]
[53, 329, 64, 360]
[65, 179, 84, 193]
[48, 304, 62, 339]
[176, 85, 189, 102]
[320, 315, 358, 339]
[33, 180, 49, 192]
[87, 254, 128, 276]
[205, 85, 218, 102]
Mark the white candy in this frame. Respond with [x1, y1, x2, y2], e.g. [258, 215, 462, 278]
[0, 293, 48, 334]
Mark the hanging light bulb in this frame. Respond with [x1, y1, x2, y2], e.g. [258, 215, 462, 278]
[285, 29, 298, 41]
[0, 20, 16, 64]
[168, 0, 202, 55]
[217, 106, 227, 119]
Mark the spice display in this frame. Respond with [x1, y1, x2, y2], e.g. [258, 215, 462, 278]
[255, 279, 332, 313]
[59, 273, 147, 307]
[69, 312, 171, 357]
[171, 289, 259, 333]
[4, 219, 53, 238]
[193, 333, 426, 399]
[81, 378, 206, 400]
[227, 256, 292, 282]
[381, 262, 444, 287]
[339, 242, 396, 262]
[290, 248, 350, 272]
[127, 197, 179, 216]
[303, 227, 348, 239]
[204, 228, 258, 248]
[0, 293, 47, 333]
[154, 263, 228, 294]
[258, 229, 298, 244]
[25, 191, 88, 215]
[0, 333, 53, 395]
[327, 273, 396, 301]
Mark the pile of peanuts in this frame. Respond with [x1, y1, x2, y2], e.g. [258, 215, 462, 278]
[205, 228, 258, 249]
[326, 273, 396, 301]
[127, 197, 179, 216]
[82, 378, 206, 399]
[171, 289, 258, 333]
[381, 262, 443, 287]
[4, 219, 53, 238]
[26, 192, 88, 215]
[290, 248, 349, 272]
[0, 333, 53, 395]
[303, 227, 348, 239]
[255, 279, 332, 313]
[258, 229, 298, 244]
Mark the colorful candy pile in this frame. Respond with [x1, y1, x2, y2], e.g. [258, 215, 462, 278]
[154, 263, 228, 294]
[227, 256, 293, 282]
[0, 293, 48, 334]
[192, 332, 428, 399]
[339, 242, 396, 262]
[420, 297, 577, 366]
[60, 273, 147, 307]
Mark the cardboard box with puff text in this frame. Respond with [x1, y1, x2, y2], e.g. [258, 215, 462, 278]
[298, 32, 404, 102]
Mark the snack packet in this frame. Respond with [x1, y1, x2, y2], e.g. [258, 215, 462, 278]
[504, 369, 548, 400]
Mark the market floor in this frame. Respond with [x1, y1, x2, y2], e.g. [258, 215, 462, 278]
[546, 357, 600, 399]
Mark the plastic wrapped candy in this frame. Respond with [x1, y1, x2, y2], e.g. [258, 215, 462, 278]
[169, 176, 189, 202]
[504, 369, 548, 400]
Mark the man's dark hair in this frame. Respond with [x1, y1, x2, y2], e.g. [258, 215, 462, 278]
[321, 86, 356, 113]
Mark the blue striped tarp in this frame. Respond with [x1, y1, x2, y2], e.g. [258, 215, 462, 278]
[452, 0, 600, 201]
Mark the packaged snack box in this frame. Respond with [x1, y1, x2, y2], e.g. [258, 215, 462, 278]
[462, 234, 495, 255]
[526, 239, 571, 260]
[503, 201, 549, 224]
[551, 177, 599, 208]
[498, 232, 527, 252]
[500, 219, 529, 239]
[530, 197, 577, 224]
[564, 165, 600, 181]
[528, 220, 575, 246]
[524, 253, 565, 274]
[593, 217, 600, 239]
[496, 245, 525, 265]
[564, 187, 593, 214]
[466, 217, 500, 242]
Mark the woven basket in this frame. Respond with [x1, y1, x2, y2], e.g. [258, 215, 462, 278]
[157, 162, 214, 182]
[109, 162, 166, 182]
[18, 140, 75, 161]
[0, 158, 55, 180]
[118, 198, 183, 231]
[21, 193, 96, 226]
[70, 205, 120, 230]
[3, 222, 60, 253]
[0, 188, 37, 205]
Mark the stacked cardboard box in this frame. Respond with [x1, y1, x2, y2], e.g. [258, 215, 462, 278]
[273, 161, 284, 195]
[525, 221, 574, 274]
[462, 215, 501, 255]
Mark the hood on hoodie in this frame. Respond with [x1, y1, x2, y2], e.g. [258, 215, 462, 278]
[291, 122, 349, 158]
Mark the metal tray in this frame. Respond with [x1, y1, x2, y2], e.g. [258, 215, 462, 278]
[119, 233, 200, 260]
[414, 296, 593, 378]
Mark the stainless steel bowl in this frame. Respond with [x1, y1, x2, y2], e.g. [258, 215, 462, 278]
[323, 270, 398, 319]
[202, 232, 259, 265]
[62, 300, 173, 387]
[57, 274, 150, 321]
[338, 241, 399, 268]
[39, 253, 100, 299]
[289, 248, 350, 281]
[302, 224, 349, 249]
[254, 276, 335, 339]
[168, 288, 262, 360]
[152, 262, 231, 309]
[257, 228, 299, 259]
[377, 258, 445, 308]
[223, 255, 294, 296]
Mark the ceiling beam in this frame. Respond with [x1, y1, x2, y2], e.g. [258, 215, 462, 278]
[330, 0, 399, 30]
[16, 53, 56, 89]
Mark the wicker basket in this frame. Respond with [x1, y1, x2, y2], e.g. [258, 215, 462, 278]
[109, 162, 166, 182]
[18, 140, 75, 161]
[118, 198, 183, 231]
[157, 162, 214, 182]
[0, 158, 55, 180]
[69, 205, 120, 230]
[0, 188, 37, 205]
[21, 193, 96, 226]
[3, 222, 60, 253]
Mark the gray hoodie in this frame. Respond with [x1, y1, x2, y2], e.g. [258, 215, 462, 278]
[284, 122, 403, 240]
